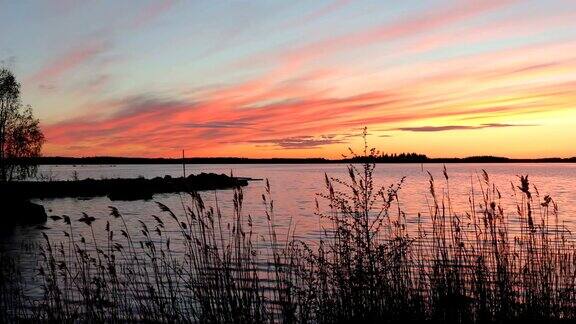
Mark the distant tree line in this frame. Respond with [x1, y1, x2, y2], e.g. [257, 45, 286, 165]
[348, 152, 429, 163]
[16, 154, 576, 165]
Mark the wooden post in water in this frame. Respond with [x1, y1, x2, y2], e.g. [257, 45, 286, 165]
[182, 150, 186, 178]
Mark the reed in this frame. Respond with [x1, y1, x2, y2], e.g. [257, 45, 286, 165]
[1, 133, 576, 323]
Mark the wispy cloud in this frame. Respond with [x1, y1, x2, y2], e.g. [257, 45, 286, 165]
[246, 135, 347, 149]
[27, 40, 109, 85]
[131, 0, 177, 29]
[26, 1, 177, 89]
[184, 121, 253, 129]
[392, 123, 537, 132]
[268, 0, 519, 71]
[285, 0, 353, 26]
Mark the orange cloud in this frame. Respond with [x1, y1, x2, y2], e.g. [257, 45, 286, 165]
[43, 61, 574, 157]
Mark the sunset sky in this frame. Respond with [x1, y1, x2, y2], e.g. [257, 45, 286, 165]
[1, 0, 575, 158]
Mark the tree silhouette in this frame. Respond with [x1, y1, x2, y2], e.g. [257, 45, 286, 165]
[0, 68, 44, 181]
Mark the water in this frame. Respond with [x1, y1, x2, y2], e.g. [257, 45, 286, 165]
[1, 163, 576, 301]
[4, 163, 576, 243]
[32, 162, 576, 223]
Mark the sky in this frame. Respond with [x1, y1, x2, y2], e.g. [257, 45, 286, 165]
[1, 0, 576, 159]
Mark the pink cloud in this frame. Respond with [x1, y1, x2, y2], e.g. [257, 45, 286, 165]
[270, 0, 519, 70]
[227, 0, 520, 99]
[27, 41, 108, 85]
[27, 1, 176, 88]
[43, 62, 573, 157]
[131, 0, 176, 29]
[284, 0, 353, 27]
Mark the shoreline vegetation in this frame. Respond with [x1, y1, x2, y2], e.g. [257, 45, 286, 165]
[12, 154, 576, 165]
[2, 138, 576, 322]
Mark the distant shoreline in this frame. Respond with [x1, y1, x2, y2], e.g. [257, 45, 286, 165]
[14, 156, 576, 165]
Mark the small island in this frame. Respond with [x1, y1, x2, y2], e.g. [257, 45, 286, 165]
[0, 173, 253, 201]
[2, 173, 255, 224]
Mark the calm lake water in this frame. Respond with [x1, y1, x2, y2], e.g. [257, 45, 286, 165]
[3, 163, 576, 243]
[1, 163, 576, 298]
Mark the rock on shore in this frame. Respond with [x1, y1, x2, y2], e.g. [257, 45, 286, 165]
[4, 200, 48, 224]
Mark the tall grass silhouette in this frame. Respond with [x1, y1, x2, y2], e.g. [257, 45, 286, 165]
[2, 131, 576, 322]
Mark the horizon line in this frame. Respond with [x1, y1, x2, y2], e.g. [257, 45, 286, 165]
[17, 155, 576, 164]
